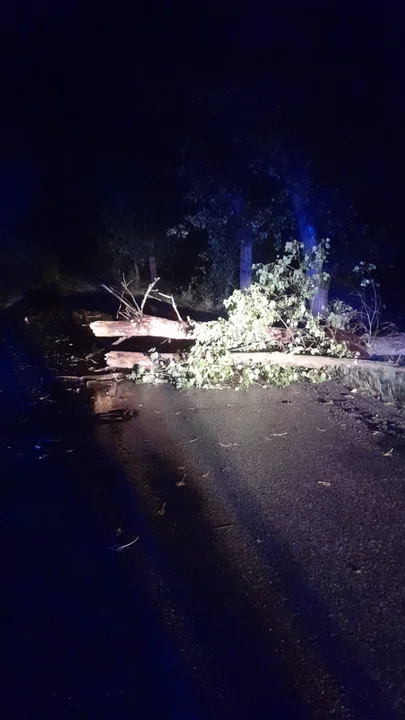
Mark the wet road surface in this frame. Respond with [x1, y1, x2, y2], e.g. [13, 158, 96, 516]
[2, 301, 405, 719]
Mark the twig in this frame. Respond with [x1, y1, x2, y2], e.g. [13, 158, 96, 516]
[101, 283, 141, 321]
[58, 373, 123, 383]
[140, 277, 160, 316]
[121, 274, 141, 315]
[113, 536, 140, 552]
[85, 349, 105, 360]
[111, 336, 127, 346]
[169, 294, 183, 322]
[211, 523, 234, 531]
[154, 291, 183, 322]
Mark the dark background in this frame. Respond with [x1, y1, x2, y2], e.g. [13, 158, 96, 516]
[0, 1, 404, 305]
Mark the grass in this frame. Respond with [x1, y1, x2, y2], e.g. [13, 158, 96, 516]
[336, 362, 405, 405]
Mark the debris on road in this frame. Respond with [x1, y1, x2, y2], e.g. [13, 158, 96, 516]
[111, 536, 140, 552]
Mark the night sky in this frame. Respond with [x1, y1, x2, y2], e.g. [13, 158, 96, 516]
[1, 1, 404, 283]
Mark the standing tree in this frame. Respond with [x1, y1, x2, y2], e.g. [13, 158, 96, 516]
[100, 203, 164, 285]
[250, 136, 367, 315]
[250, 138, 327, 312]
[168, 163, 283, 301]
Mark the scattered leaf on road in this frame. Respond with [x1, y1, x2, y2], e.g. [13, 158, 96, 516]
[383, 448, 394, 457]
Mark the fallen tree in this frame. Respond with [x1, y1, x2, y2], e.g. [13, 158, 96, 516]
[92, 358, 405, 411]
[89, 240, 380, 389]
[90, 315, 293, 345]
[105, 349, 372, 371]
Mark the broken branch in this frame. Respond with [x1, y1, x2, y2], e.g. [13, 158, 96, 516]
[105, 351, 176, 369]
[140, 277, 160, 315]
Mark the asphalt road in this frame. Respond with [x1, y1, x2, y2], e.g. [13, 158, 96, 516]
[2, 304, 405, 719]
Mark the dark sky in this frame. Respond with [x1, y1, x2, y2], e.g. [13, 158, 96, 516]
[0, 1, 404, 250]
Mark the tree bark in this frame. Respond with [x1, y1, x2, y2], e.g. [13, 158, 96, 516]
[310, 286, 328, 317]
[149, 255, 157, 281]
[90, 315, 193, 339]
[105, 351, 176, 368]
[90, 317, 292, 344]
[239, 237, 253, 290]
[229, 352, 358, 368]
[290, 187, 329, 315]
[133, 262, 140, 286]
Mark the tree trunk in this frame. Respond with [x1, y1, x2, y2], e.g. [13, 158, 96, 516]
[311, 286, 328, 316]
[90, 315, 193, 339]
[149, 255, 157, 281]
[290, 191, 316, 255]
[90, 317, 291, 344]
[133, 262, 140, 286]
[104, 349, 372, 371]
[239, 237, 253, 290]
[290, 190, 328, 315]
[106, 351, 176, 368]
